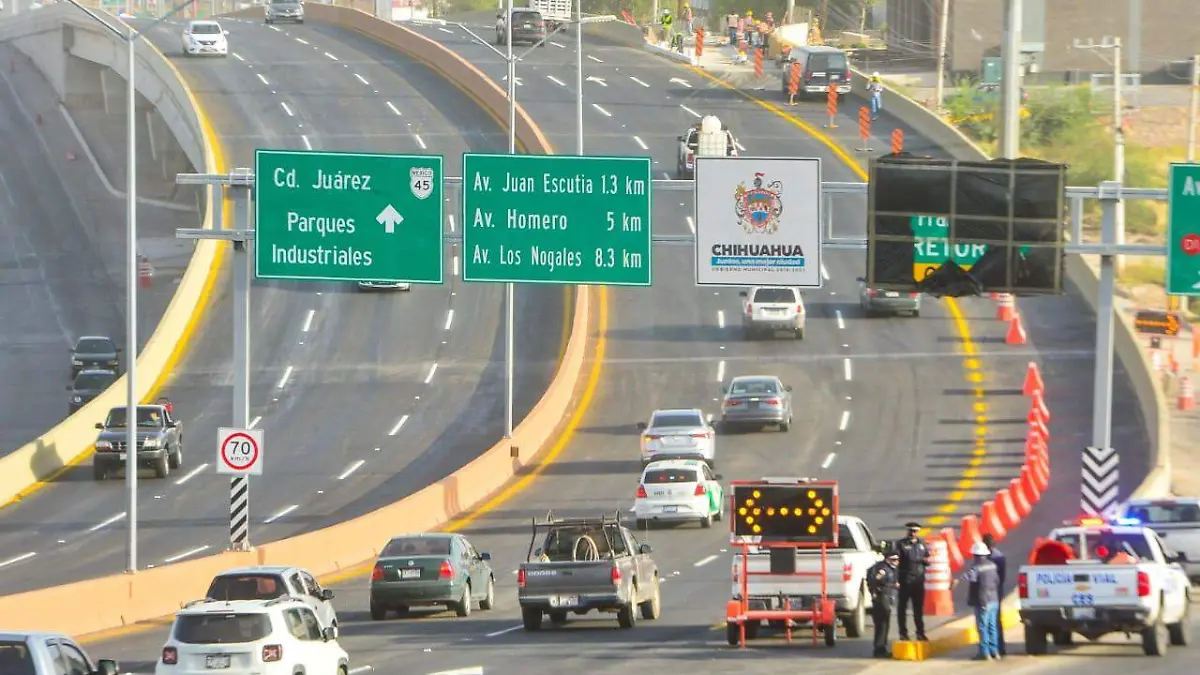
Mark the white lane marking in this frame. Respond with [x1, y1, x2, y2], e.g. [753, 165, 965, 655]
[347, 667, 375, 675]
[413, 134, 427, 150]
[301, 134, 312, 150]
[547, 74, 566, 86]
[629, 75, 649, 87]
[388, 414, 410, 436]
[355, 73, 370, 85]
[821, 453, 837, 469]
[302, 309, 316, 332]
[386, 101, 402, 116]
[423, 363, 438, 384]
[448, 214, 456, 232]
[453, 255, 460, 276]
[324, 51, 339, 61]
[633, 135, 648, 150]
[485, 626, 523, 638]
[671, 77, 692, 88]
[233, 52, 245, 61]
[550, 41, 565, 49]
[438, 26, 454, 34]
[256, 73, 269, 85]
[835, 309, 845, 330]
[280, 101, 295, 117]
[269, 25, 281, 32]
[694, 554, 719, 567]
[680, 104, 701, 118]
[249, 416, 262, 429]
[264, 505, 299, 524]
[277, 365, 294, 389]
[444, 309, 455, 330]
[716, 360, 725, 382]
[174, 463, 208, 485]
[338, 459, 366, 480]
[88, 512, 126, 533]
[716, 309, 725, 328]
[685, 215, 695, 233]
[820, 263, 830, 281]
[588, 54, 603, 63]
[0, 552, 36, 569]
[843, 358, 853, 381]
[296, 37, 309, 44]
[591, 103, 612, 117]
[839, 410, 850, 431]
[163, 545, 210, 564]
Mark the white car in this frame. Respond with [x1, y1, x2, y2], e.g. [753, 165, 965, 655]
[157, 597, 349, 675]
[740, 286, 806, 340]
[633, 459, 724, 529]
[636, 407, 716, 468]
[205, 565, 339, 628]
[181, 20, 229, 57]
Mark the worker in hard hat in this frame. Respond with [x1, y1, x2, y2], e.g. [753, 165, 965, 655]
[953, 541, 1003, 661]
[868, 71, 884, 120]
[682, 3, 693, 34]
[660, 7, 674, 49]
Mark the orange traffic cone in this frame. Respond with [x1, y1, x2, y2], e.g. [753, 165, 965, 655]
[1009, 477, 1033, 518]
[996, 294, 1014, 322]
[1021, 464, 1042, 504]
[1027, 407, 1050, 443]
[1023, 361, 1044, 396]
[1032, 390, 1051, 422]
[1025, 429, 1047, 464]
[940, 527, 964, 573]
[980, 500, 1008, 542]
[1031, 454, 1050, 492]
[995, 489, 1021, 530]
[923, 537, 955, 617]
[1006, 314, 1027, 345]
[958, 514, 982, 559]
[1179, 376, 1196, 411]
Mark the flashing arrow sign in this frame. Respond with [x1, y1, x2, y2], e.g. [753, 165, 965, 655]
[377, 204, 403, 233]
[670, 77, 691, 88]
[586, 76, 607, 87]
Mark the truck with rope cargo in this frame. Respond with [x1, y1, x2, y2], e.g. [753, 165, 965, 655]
[516, 511, 662, 630]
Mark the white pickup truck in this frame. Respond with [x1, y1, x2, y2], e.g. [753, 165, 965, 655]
[730, 515, 882, 638]
[1017, 522, 1192, 656]
[530, 0, 570, 29]
[1116, 497, 1200, 584]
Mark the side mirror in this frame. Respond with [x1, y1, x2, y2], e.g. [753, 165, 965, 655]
[533, 548, 543, 558]
[855, 276, 865, 283]
[737, 290, 747, 297]
[94, 660, 118, 675]
[719, 386, 727, 394]
[95, 422, 104, 429]
[638, 543, 653, 554]
[321, 626, 338, 641]
[480, 551, 492, 561]
[67, 385, 74, 390]
[1175, 551, 1189, 563]
[636, 421, 647, 431]
[115, 346, 123, 352]
[785, 385, 793, 392]
[224, 30, 230, 35]
[714, 473, 724, 480]
[319, 588, 334, 601]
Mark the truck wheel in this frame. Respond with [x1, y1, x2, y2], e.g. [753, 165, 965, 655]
[1024, 624, 1048, 654]
[154, 456, 169, 478]
[700, 513, 713, 528]
[169, 445, 182, 469]
[521, 607, 543, 630]
[617, 600, 637, 628]
[639, 575, 661, 620]
[453, 583, 472, 617]
[479, 577, 495, 610]
[1052, 629, 1074, 646]
[1169, 600, 1191, 645]
[780, 416, 792, 432]
[1142, 613, 1169, 655]
[823, 622, 837, 646]
[844, 587, 867, 638]
[93, 464, 106, 480]
[369, 602, 387, 621]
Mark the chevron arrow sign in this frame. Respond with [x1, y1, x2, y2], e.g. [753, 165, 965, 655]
[1081, 446, 1119, 515]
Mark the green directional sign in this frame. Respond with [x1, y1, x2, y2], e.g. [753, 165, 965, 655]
[1167, 163, 1200, 296]
[910, 214, 1031, 281]
[254, 149, 444, 283]
[461, 153, 653, 285]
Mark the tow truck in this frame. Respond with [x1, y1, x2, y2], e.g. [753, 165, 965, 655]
[677, 115, 738, 179]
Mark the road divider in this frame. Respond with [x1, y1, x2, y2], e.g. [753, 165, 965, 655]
[0, 5, 596, 640]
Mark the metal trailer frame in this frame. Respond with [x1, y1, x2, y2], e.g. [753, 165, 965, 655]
[525, 510, 624, 562]
[725, 479, 841, 648]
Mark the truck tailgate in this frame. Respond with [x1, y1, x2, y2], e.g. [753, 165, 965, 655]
[521, 561, 617, 597]
[733, 552, 855, 599]
[1022, 564, 1143, 609]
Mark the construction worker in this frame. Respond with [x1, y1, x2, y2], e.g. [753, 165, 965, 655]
[894, 521, 930, 641]
[682, 3, 692, 34]
[868, 71, 884, 120]
[743, 9, 754, 45]
[866, 546, 900, 658]
[982, 533, 1008, 657]
[954, 541, 1003, 661]
[726, 12, 739, 44]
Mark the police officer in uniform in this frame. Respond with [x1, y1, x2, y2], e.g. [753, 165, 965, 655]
[895, 521, 931, 641]
[867, 546, 900, 657]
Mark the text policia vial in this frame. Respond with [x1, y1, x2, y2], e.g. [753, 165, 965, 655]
[272, 212, 373, 267]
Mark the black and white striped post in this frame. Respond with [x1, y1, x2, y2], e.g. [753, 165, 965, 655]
[230, 473, 250, 548]
[1081, 445, 1119, 516]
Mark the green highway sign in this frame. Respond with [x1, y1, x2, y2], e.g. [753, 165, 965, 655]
[1167, 163, 1200, 296]
[461, 153, 653, 285]
[254, 149, 444, 283]
[910, 214, 1030, 281]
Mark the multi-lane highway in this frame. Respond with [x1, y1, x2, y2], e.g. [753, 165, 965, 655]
[0, 17, 565, 594]
[82, 15, 1152, 675]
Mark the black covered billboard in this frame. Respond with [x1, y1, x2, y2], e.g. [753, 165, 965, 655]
[866, 155, 1067, 297]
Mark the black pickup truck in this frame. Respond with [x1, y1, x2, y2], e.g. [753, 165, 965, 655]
[93, 403, 184, 479]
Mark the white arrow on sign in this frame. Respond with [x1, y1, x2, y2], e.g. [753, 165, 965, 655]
[377, 204, 404, 234]
[670, 77, 692, 88]
[586, 75, 607, 87]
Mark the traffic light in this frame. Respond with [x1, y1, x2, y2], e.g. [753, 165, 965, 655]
[732, 484, 838, 544]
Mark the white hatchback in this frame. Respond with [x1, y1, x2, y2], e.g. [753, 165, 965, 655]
[156, 597, 349, 675]
[633, 459, 725, 529]
[181, 20, 229, 57]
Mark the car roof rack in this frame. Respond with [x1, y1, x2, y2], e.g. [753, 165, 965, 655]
[535, 510, 623, 527]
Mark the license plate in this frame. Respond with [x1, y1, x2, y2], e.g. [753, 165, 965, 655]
[662, 505, 678, 513]
[550, 595, 578, 608]
[205, 655, 230, 669]
[117, 453, 127, 461]
[400, 568, 421, 579]
[885, 291, 899, 297]
[1072, 607, 1095, 620]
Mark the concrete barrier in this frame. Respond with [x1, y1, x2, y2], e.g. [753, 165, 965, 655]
[0, 5, 224, 506]
[0, 4, 597, 638]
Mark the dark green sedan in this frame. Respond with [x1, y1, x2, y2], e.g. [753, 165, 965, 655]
[369, 533, 496, 620]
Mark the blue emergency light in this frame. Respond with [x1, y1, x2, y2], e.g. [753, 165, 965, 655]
[1114, 516, 1142, 526]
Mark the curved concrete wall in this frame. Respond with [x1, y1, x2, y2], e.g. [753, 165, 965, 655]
[0, 4, 225, 505]
[0, 4, 597, 638]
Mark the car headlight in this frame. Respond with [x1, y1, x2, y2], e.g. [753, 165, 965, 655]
[72, 396, 82, 403]
[96, 441, 112, 449]
[72, 359, 82, 365]
[142, 438, 160, 448]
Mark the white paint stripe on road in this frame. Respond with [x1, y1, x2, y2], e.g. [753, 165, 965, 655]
[694, 554, 718, 567]
[444, 310, 455, 330]
[302, 309, 316, 332]
[249, 416, 261, 429]
[835, 309, 845, 330]
[337, 459, 366, 480]
[88, 512, 126, 533]
[301, 134, 312, 150]
[547, 74, 566, 86]
[264, 505, 299, 524]
[256, 73, 269, 85]
[355, 73, 370, 85]
[280, 101, 294, 116]
[386, 101, 402, 115]
[484, 625, 522, 638]
[821, 453, 836, 469]
[630, 75, 649, 87]
[686, 215, 695, 232]
[839, 410, 850, 431]
[388, 414, 410, 436]
[843, 358, 853, 381]
[0, 552, 36, 569]
[163, 545, 210, 564]
[423, 363, 438, 384]
[820, 263, 829, 281]
[588, 54, 603, 62]
[592, 103, 612, 117]
[716, 309, 724, 328]
[716, 360, 725, 382]
[680, 104, 701, 117]
[174, 464, 208, 485]
[277, 365, 294, 389]
[633, 135, 648, 150]
[413, 134, 427, 149]
[324, 51, 339, 61]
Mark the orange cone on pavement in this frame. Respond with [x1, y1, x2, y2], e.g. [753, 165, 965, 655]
[1023, 361, 1044, 396]
[1021, 464, 1042, 504]
[1031, 454, 1050, 492]
[1032, 390, 1051, 422]
[1006, 314, 1027, 345]
[958, 514, 982, 559]
[995, 489, 1021, 530]
[1025, 429, 1047, 464]
[996, 294, 1015, 322]
[980, 501, 1008, 542]
[923, 537, 955, 617]
[1009, 477, 1033, 517]
[940, 527, 964, 573]
[1179, 376, 1196, 411]
[1027, 407, 1050, 443]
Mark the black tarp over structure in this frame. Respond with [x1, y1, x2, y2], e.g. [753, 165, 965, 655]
[865, 154, 1068, 298]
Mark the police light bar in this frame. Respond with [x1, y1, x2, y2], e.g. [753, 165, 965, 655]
[1114, 517, 1142, 526]
[1062, 517, 1107, 526]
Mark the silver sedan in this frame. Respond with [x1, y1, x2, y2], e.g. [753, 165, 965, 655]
[637, 408, 716, 468]
[719, 375, 793, 432]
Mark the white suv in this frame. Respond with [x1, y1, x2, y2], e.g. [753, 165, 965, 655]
[156, 598, 350, 675]
[739, 286, 806, 340]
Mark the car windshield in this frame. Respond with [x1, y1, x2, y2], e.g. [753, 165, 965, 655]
[650, 412, 702, 428]
[729, 379, 779, 396]
[206, 574, 285, 600]
[809, 52, 848, 71]
[511, 11, 540, 23]
[74, 371, 115, 390]
[76, 337, 114, 353]
[644, 468, 699, 484]
[752, 288, 796, 303]
[0, 641, 35, 675]
[174, 613, 272, 644]
[1051, 532, 1156, 561]
[1125, 502, 1200, 524]
[191, 23, 221, 34]
[381, 536, 452, 557]
[105, 407, 166, 428]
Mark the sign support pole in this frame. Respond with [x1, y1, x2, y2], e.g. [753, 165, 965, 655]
[504, 0, 516, 440]
[1092, 181, 1118, 455]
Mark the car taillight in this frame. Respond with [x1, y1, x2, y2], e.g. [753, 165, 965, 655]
[909, 292, 920, 298]
[1137, 570, 1151, 597]
[262, 645, 282, 662]
[645, 434, 662, 441]
[1017, 572, 1028, 598]
[764, 398, 780, 406]
[611, 565, 621, 584]
[439, 560, 454, 580]
[796, 304, 805, 314]
[371, 564, 384, 581]
[695, 483, 707, 496]
[866, 289, 877, 297]
[637, 485, 648, 499]
[686, 151, 694, 165]
[745, 303, 753, 314]
[725, 400, 741, 407]
[691, 432, 712, 439]
[842, 563, 853, 582]
[535, 20, 544, 28]
[517, 568, 527, 587]
[161, 647, 178, 665]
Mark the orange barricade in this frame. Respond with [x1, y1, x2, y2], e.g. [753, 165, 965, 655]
[695, 28, 704, 57]
[1031, 454, 1050, 492]
[890, 128, 903, 153]
[1027, 407, 1049, 443]
[858, 106, 870, 142]
[940, 527, 964, 572]
[824, 83, 837, 124]
[1179, 376, 1196, 410]
[753, 47, 763, 78]
[923, 537, 955, 617]
[980, 501, 1007, 542]
[1023, 361, 1044, 396]
[958, 514, 982, 559]
[787, 63, 800, 104]
[995, 489, 1021, 530]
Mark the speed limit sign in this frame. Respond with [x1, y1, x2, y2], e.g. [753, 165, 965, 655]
[217, 427, 264, 476]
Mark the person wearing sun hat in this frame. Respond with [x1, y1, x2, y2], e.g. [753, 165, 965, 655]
[894, 521, 931, 641]
[954, 540, 1003, 661]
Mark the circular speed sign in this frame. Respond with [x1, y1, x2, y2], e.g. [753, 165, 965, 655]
[218, 429, 262, 474]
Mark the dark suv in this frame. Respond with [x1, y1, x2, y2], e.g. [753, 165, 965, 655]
[496, 8, 547, 46]
[70, 335, 120, 378]
[68, 369, 117, 412]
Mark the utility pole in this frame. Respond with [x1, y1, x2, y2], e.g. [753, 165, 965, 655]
[933, 0, 950, 113]
[998, 0, 1022, 158]
[1189, 55, 1199, 163]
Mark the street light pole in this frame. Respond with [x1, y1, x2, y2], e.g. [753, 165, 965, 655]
[998, 0, 1022, 158]
[504, 0, 515, 439]
[575, 0, 583, 155]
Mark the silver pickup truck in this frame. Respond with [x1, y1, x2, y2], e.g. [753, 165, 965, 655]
[517, 511, 662, 630]
[0, 631, 119, 675]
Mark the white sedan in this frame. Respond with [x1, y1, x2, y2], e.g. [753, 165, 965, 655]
[181, 20, 229, 57]
[633, 459, 724, 529]
[636, 407, 716, 468]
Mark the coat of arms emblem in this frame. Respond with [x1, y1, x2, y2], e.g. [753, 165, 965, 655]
[410, 167, 434, 200]
[733, 172, 784, 235]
